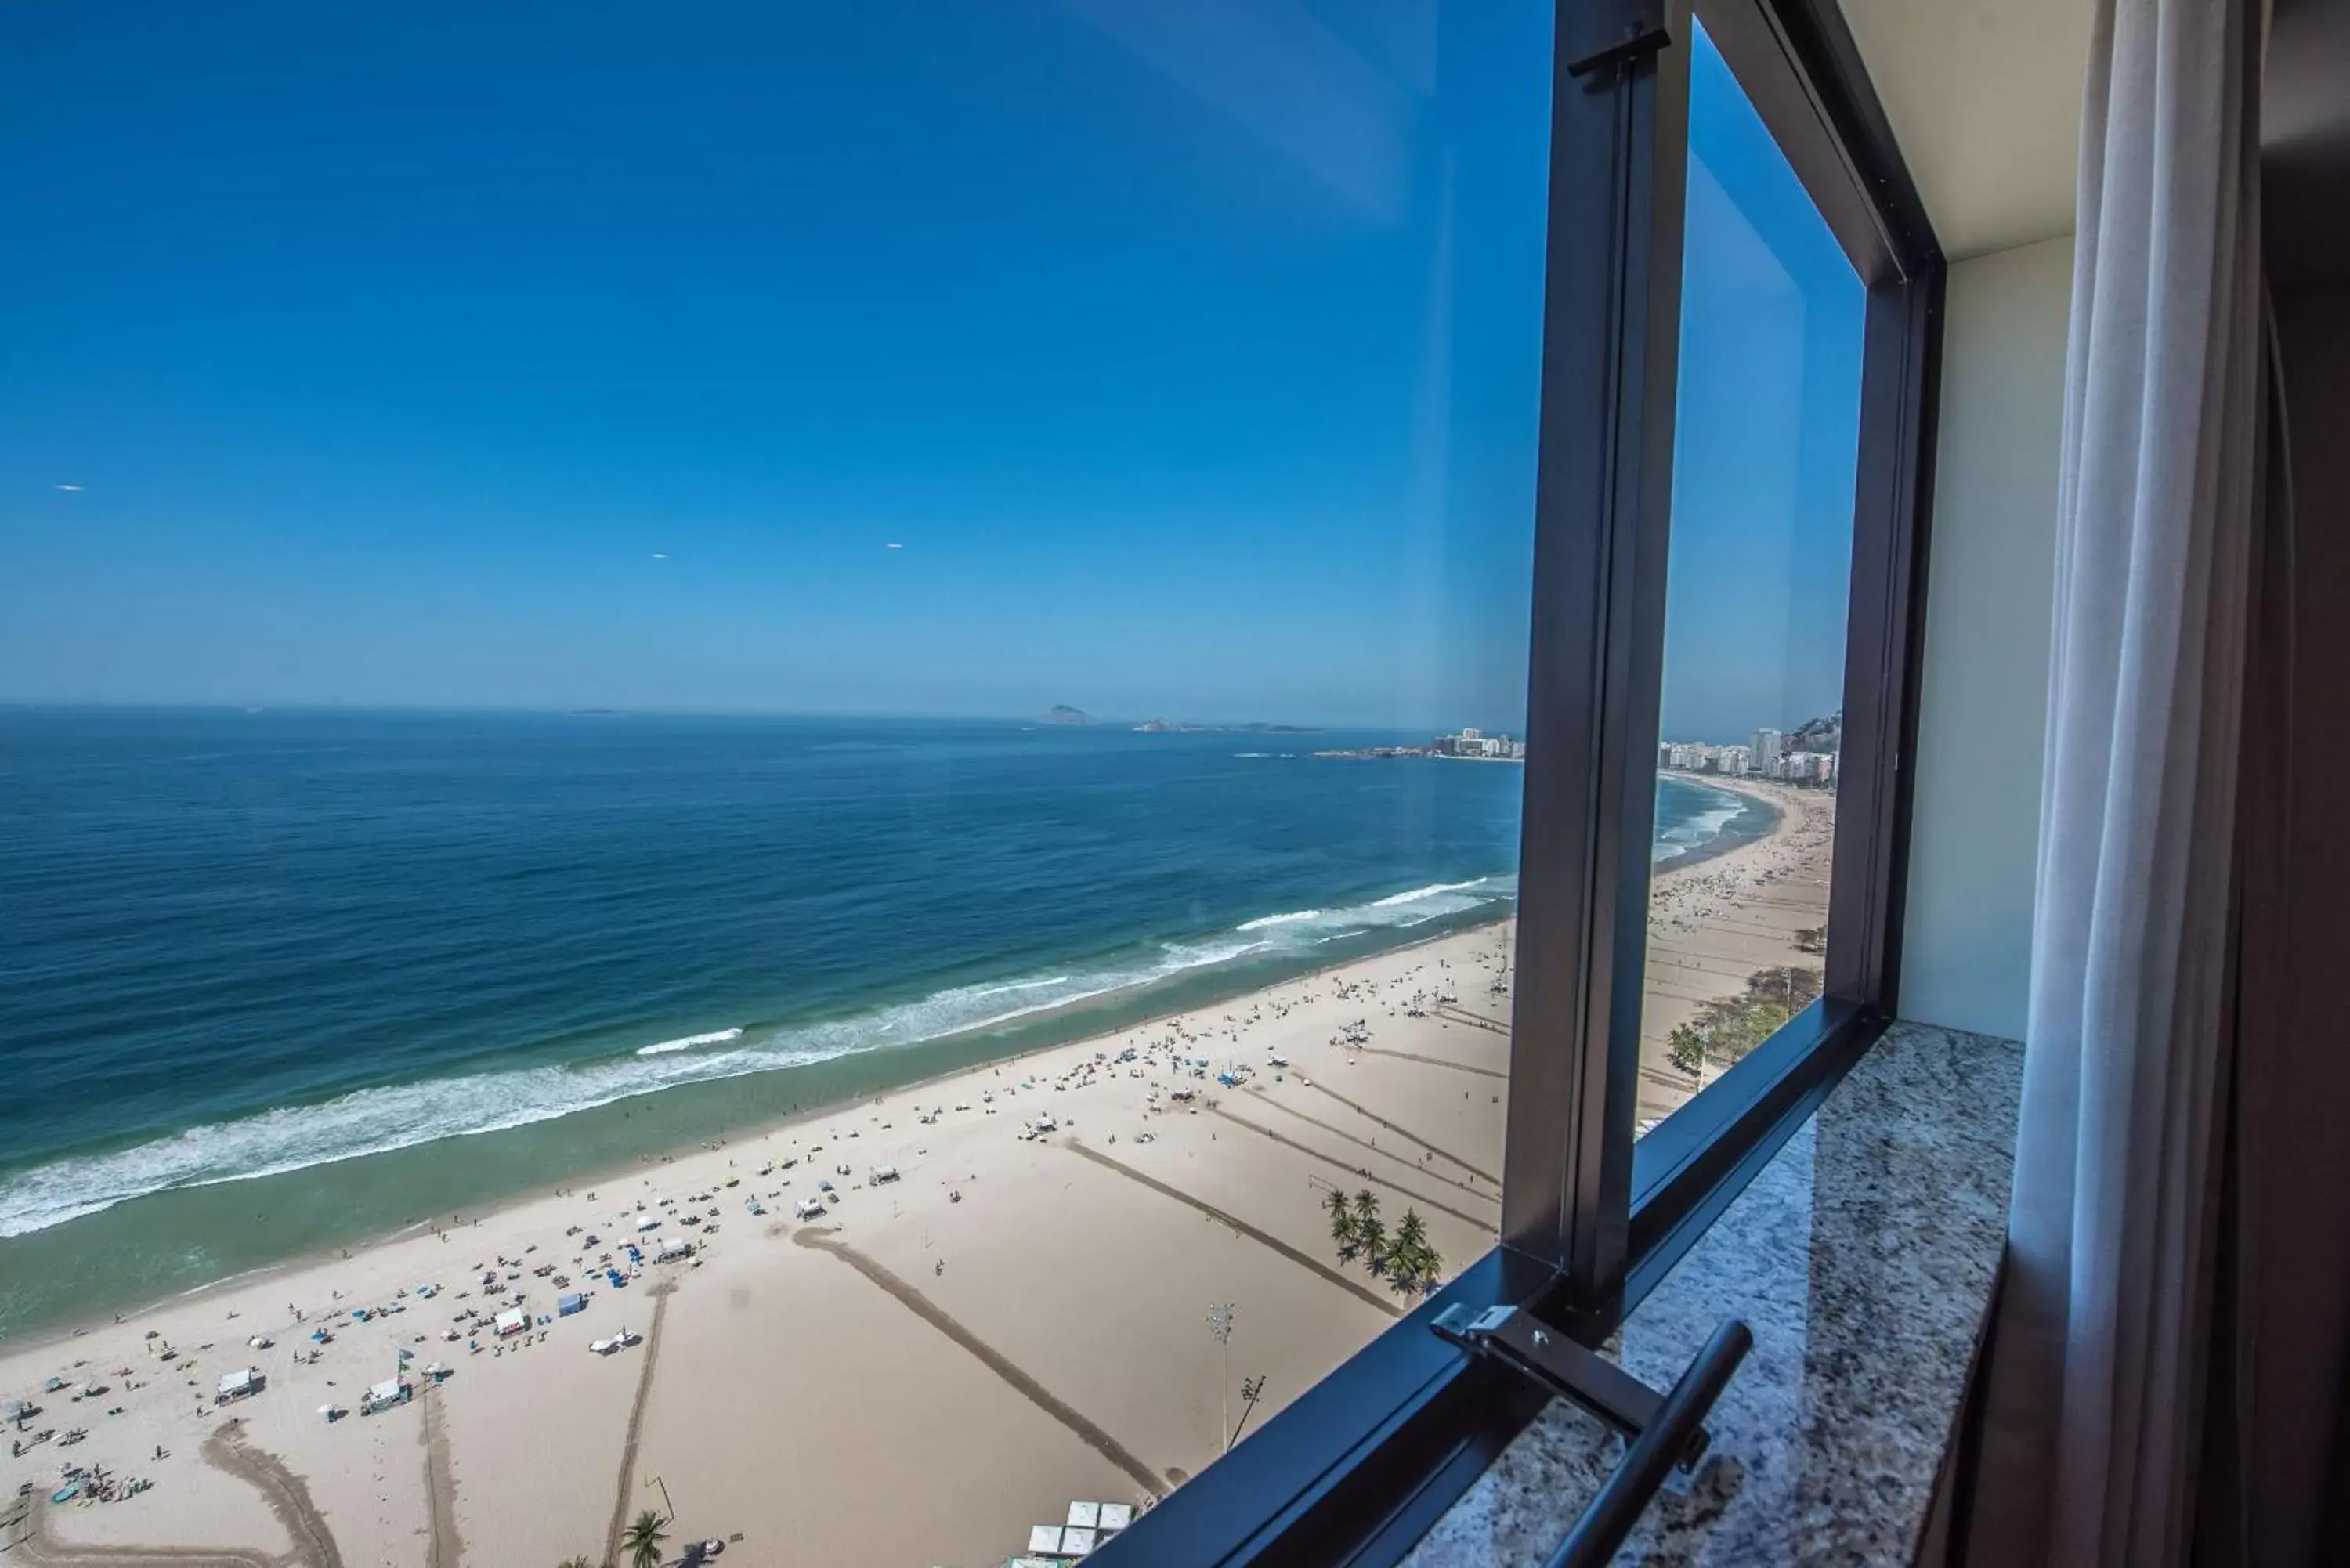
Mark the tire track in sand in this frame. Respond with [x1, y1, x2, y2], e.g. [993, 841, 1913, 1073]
[201, 1420, 341, 1568]
[792, 1227, 1168, 1497]
[602, 1280, 675, 1568]
[1059, 1139, 1405, 1320]
[5, 1498, 277, 1568]
[1290, 1082, 1500, 1186]
[1205, 1105, 1496, 1230]
[1354, 1042, 1507, 1078]
[419, 1386, 462, 1568]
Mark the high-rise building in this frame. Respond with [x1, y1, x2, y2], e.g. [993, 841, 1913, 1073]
[1751, 728, 1784, 771]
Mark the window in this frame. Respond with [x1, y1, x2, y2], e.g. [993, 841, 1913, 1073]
[0, 1, 1939, 1565]
[1, 5, 1558, 1567]
[1637, 23, 1864, 1135]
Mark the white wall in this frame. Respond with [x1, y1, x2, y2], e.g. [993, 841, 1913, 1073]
[1897, 234, 2073, 1041]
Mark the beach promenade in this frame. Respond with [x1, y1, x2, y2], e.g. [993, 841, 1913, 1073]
[0, 788, 1829, 1568]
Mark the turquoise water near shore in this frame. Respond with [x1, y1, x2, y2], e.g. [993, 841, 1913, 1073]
[0, 709, 1770, 1341]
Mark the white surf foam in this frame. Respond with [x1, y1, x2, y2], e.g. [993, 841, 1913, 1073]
[0, 871, 1519, 1239]
[1370, 879, 1487, 908]
[1237, 909, 1322, 930]
[634, 1027, 745, 1057]
[1654, 783, 1752, 863]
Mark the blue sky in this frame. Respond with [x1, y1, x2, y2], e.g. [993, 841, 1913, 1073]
[1, 1, 1858, 737]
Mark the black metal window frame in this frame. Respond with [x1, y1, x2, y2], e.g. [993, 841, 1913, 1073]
[1097, 0, 1943, 1562]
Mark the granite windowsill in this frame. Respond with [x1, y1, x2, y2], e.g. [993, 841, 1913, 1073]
[1403, 1021, 2023, 1568]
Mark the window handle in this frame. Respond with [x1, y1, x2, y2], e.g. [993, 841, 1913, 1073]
[1432, 1305, 1751, 1566]
[1545, 1318, 1752, 1568]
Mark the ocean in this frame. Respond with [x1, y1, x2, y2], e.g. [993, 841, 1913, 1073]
[0, 708, 1770, 1340]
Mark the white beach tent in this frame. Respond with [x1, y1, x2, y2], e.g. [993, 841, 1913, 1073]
[494, 1308, 529, 1337]
[361, 1378, 410, 1415]
[216, 1367, 262, 1402]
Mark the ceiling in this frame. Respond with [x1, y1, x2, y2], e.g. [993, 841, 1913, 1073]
[1835, 0, 2095, 261]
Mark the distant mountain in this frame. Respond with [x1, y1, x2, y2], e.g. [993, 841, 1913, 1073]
[1041, 704, 1091, 726]
[1791, 712, 1842, 753]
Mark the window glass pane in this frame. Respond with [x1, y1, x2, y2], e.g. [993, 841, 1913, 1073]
[1636, 21, 1864, 1136]
[0, 3, 1546, 1562]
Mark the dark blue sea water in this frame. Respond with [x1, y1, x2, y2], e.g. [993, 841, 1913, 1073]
[0, 708, 1761, 1335]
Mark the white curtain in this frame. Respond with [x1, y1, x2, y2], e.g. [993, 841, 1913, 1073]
[1968, 0, 2265, 1563]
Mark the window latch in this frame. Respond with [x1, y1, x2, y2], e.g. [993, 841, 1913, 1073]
[1564, 17, 1671, 78]
[1430, 1302, 1744, 1472]
[1434, 1306, 1751, 1565]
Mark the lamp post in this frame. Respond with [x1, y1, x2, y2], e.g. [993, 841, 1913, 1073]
[1207, 1302, 1235, 1450]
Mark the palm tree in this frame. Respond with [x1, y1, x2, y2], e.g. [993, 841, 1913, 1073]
[1354, 1190, 1387, 1274]
[1413, 1231, 1445, 1294]
[1323, 1188, 1357, 1260]
[1386, 1210, 1434, 1294]
[556, 1557, 596, 1568]
[623, 1509, 668, 1568]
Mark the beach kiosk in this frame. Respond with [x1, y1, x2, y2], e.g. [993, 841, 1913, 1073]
[556, 1291, 587, 1317]
[494, 1307, 530, 1339]
[360, 1378, 412, 1416]
[216, 1367, 264, 1404]
[653, 1237, 696, 1263]
[794, 1197, 826, 1220]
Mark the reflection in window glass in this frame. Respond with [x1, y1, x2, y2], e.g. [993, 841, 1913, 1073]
[1637, 23, 1864, 1135]
[0, 3, 1548, 1563]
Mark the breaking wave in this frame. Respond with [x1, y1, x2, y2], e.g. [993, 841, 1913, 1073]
[0, 873, 1517, 1239]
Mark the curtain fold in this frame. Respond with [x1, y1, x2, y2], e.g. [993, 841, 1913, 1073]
[1965, 0, 2266, 1563]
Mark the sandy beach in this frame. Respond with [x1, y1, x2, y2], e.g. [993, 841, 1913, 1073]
[1638, 778, 1837, 1125]
[1, 783, 1828, 1568]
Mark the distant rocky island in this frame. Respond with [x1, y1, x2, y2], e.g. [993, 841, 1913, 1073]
[1040, 705, 1091, 725]
[1133, 719, 1318, 734]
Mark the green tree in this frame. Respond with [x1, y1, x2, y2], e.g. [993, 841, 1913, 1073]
[1324, 1188, 1356, 1260]
[1666, 966, 1825, 1077]
[1353, 1189, 1387, 1274]
[623, 1510, 668, 1568]
[1384, 1210, 1432, 1295]
[1666, 1021, 1708, 1076]
[1415, 1236, 1445, 1294]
